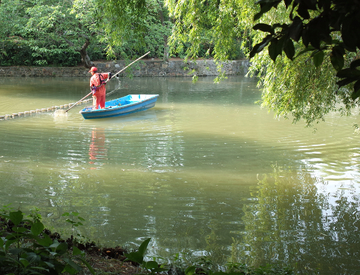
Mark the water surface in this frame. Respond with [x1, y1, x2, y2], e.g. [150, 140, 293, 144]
[0, 76, 359, 274]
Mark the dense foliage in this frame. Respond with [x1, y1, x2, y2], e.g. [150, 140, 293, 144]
[165, 0, 252, 61]
[0, 0, 245, 67]
[251, 0, 360, 100]
[0, 208, 94, 274]
[166, 0, 360, 126]
[0, 0, 96, 67]
[0, 0, 175, 67]
[247, 1, 360, 125]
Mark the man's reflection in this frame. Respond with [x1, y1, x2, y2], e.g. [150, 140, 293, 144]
[89, 128, 107, 166]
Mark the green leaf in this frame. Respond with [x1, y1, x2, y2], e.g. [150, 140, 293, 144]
[342, 15, 357, 51]
[37, 233, 53, 247]
[352, 80, 360, 100]
[277, 35, 287, 51]
[30, 266, 50, 272]
[73, 246, 83, 256]
[284, 39, 295, 60]
[5, 239, 16, 252]
[330, 55, 344, 71]
[9, 248, 24, 256]
[144, 260, 159, 269]
[63, 257, 83, 273]
[137, 238, 151, 257]
[294, 45, 315, 59]
[125, 238, 151, 264]
[26, 252, 40, 264]
[125, 251, 144, 264]
[336, 68, 360, 78]
[302, 26, 310, 47]
[78, 257, 96, 275]
[268, 39, 281, 61]
[56, 242, 68, 255]
[254, 1, 281, 21]
[250, 35, 273, 58]
[312, 50, 324, 67]
[308, 28, 321, 49]
[13, 226, 27, 233]
[331, 48, 344, 71]
[350, 59, 360, 69]
[185, 266, 196, 275]
[10, 210, 23, 226]
[65, 219, 75, 225]
[336, 77, 358, 87]
[63, 265, 78, 274]
[288, 16, 303, 42]
[297, 3, 310, 19]
[31, 221, 44, 236]
[19, 258, 30, 268]
[253, 23, 274, 34]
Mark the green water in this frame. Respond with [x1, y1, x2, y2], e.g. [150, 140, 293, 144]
[0, 76, 360, 274]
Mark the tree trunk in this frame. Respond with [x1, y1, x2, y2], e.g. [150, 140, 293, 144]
[80, 39, 94, 69]
[157, 0, 169, 61]
[63, 34, 94, 68]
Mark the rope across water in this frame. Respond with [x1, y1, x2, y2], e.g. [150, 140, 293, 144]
[0, 88, 121, 121]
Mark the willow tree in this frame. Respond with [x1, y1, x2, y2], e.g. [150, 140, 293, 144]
[249, 0, 360, 126]
[165, 0, 360, 126]
[93, 0, 173, 60]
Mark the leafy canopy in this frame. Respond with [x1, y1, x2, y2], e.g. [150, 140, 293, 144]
[0, 0, 99, 66]
[166, 0, 360, 125]
[251, 0, 360, 100]
[165, 0, 253, 60]
[93, 0, 172, 59]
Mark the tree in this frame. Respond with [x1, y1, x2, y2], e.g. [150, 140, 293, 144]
[24, 0, 98, 67]
[95, 0, 173, 60]
[0, 0, 34, 65]
[248, 0, 360, 126]
[0, 0, 174, 67]
[0, 0, 99, 67]
[165, 0, 251, 61]
[251, 0, 360, 100]
[165, 0, 360, 126]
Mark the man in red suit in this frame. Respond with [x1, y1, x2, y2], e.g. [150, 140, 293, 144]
[89, 67, 112, 109]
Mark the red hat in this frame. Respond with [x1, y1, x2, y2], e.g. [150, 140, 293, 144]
[89, 67, 97, 73]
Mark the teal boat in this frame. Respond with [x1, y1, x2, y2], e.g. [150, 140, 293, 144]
[80, 94, 159, 119]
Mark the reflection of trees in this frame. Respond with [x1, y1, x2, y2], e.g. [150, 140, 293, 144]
[239, 165, 360, 274]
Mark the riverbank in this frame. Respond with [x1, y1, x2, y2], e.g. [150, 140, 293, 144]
[0, 58, 249, 77]
[0, 210, 293, 275]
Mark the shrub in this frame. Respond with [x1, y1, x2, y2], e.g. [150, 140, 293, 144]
[0, 208, 94, 275]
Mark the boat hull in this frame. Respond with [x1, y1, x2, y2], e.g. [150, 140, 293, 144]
[80, 94, 159, 119]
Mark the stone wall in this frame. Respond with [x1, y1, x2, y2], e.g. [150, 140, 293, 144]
[0, 59, 249, 77]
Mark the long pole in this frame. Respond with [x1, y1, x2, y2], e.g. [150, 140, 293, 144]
[108, 51, 150, 81]
[64, 91, 93, 113]
[64, 51, 151, 113]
